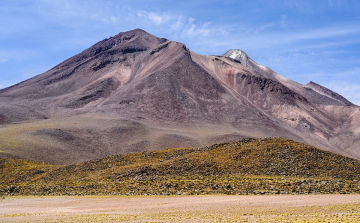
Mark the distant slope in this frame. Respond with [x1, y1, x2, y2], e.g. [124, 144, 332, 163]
[222, 49, 352, 106]
[305, 81, 353, 106]
[2, 138, 360, 196]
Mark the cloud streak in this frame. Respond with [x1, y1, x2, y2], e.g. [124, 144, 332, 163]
[134, 9, 219, 39]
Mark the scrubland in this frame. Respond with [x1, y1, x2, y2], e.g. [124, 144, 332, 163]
[2, 138, 360, 196]
[1, 138, 360, 222]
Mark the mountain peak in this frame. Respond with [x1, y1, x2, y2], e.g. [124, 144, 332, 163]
[222, 49, 249, 63]
[114, 28, 151, 37]
[222, 49, 272, 76]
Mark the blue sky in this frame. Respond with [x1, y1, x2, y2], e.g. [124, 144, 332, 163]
[1, 0, 360, 104]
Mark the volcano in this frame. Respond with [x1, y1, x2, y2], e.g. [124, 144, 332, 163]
[0, 29, 359, 164]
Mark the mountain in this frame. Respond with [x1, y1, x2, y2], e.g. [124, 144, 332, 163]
[0, 29, 359, 164]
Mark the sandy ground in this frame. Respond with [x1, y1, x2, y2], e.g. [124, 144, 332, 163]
[1, 195, 360, 222]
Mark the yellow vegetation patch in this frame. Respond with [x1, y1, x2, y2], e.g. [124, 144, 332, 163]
[1, 138, 360, 196]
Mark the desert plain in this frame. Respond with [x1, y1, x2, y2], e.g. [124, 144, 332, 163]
[1, 194, 360, 222]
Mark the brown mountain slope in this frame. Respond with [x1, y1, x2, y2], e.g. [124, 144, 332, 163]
[0, 29, 359, 164]
[305, 81, 353, 106]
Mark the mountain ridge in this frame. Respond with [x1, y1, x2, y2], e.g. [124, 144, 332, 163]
[305, 81, 353, 106]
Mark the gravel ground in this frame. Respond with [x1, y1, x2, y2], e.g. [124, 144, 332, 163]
[1, 195, 360, 222]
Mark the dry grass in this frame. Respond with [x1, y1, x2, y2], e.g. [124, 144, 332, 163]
[1, 138, 360, 196]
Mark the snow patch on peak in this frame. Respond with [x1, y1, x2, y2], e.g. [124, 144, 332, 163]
[224, 49, 249, 61]
[257, 64, 269, 71]
[223, 49, 253, 69]
[229, 50, 244, 59]
[229, 51, 238, 59]
[223, 49, 274, 78]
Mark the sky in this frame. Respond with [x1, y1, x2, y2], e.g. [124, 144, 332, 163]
[1, 0, 360, 105]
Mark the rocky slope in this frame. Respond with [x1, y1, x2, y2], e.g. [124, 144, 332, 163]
[0, 29, 359, 164]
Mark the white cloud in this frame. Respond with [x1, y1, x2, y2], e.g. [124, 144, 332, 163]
[258, 23, 274, 32]
[280, 15, 287, 28]
[110, 16, 117, 23]
[135, 9, 214, 38]
[292, 25, 360, 41]
[185, 22, 210, 36]
[171, 17, 183, 30]
[247, 22, 274, 33]
[137, 11, 171, 25]
[223, 22, 360, 53]
[187, 24, 196, 35]
[188, 17, 195, 23]
[149, 12, 170, 25]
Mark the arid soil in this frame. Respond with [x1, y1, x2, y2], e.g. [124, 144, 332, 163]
[1, 195, 360, 222]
